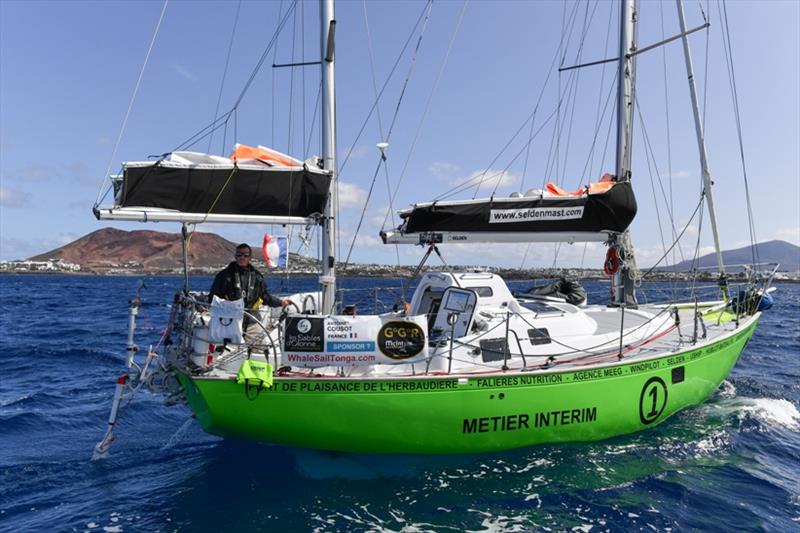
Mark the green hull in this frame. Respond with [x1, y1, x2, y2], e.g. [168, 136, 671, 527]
[177, 317, 757, 454]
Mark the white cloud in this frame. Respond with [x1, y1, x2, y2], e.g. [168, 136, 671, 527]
[0, 233, 79, 261]
[775, 226, 800, 246]
[0, 187, 31, 208]
[429, 161, 460, 182]
[175, 65, 198, 82]
[337, 181, 367, 209]
[64, 162, 94, 184]
[442, 168, 520, 192]
[666, 170, 691, 178]
[20, 164, 51, 181]
[67, 199, 90, 210]
[343, 144, 372, 162]
[9, 162, 95, 185]
[679, 223, 697, 237]
[468, 168, 520, 193]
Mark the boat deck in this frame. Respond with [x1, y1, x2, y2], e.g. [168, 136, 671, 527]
[191, 303, 750, 380]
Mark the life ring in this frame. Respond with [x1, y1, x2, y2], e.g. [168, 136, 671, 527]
[604, 247, 620, 276]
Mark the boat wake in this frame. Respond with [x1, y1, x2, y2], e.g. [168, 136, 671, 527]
[721, 397, 800, 431]
[160, 417, 195, 451]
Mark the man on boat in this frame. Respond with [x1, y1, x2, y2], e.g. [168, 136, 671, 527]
[210, 243, 290, 310]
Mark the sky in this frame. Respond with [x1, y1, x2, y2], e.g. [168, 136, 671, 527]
[1, 0, 798, 270]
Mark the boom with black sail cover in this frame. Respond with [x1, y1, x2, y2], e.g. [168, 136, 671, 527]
[121, 162, 330, 218]
[382, 180, 636, 244]
[95, 148, 332, 225]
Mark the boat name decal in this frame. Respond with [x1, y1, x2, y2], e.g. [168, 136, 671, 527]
[462, 407, 597, 434]
[265, 379, 459, 393]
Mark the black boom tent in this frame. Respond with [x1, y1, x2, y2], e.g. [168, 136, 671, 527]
[121, 163, 330, 218]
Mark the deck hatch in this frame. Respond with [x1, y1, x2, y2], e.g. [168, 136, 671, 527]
[527, 327, 552, 345]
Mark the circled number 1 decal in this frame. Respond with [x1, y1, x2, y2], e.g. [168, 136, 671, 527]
[639, 376, 668, 425]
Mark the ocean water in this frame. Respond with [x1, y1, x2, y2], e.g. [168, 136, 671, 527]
[0, 274, 798, 532]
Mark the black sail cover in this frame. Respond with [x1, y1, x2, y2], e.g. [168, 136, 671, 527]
[120, 163, 331, 218]
[400, 181, 637, 234]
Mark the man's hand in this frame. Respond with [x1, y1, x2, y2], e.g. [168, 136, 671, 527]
[281, 299, 291, 307]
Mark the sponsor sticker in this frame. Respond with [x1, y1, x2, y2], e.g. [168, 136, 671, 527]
[489, 206, 585, 223]
[377, 321, 426, 359]
[283, 317, 325, 352]
[282, 315, 429, 366]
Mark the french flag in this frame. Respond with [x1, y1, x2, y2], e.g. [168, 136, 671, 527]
[262, 233, 288, 268]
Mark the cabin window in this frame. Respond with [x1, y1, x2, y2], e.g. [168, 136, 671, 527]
[472, 286, 494, 298]
[418, 287, 444, 331]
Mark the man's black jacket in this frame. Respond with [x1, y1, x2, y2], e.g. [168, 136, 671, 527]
[210, 262, 283, 308]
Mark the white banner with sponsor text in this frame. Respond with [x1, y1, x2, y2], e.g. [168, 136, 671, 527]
[281, 314, 429, 367]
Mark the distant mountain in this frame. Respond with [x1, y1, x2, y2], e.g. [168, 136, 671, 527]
[28, 228, 238, 269]
[665, 240, 800, 272]
[27, 227, 322, 273]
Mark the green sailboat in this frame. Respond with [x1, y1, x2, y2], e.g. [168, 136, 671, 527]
[94, 0, 775, 456]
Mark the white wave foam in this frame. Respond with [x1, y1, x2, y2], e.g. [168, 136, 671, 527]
[737, 398, 800, 430]
[716, 380, 737, 398]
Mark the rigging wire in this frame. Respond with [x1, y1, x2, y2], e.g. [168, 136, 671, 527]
[638, 103, 673, 297]
[524, 3, 615, 271]
[658, 0, 679, 270]
[635, 98, 694, 267]
[362, 0, 402, 269]
[339, 0, 399, 272]
[336, 1, 433, 183]
[381, 0, 469, 229]
[640, 193, 705, 279]
[286, 3, 298, 156]
[469, 0, 582, 201]
[172, 1, 298, 152]
[551, 0, 599, 193]
[690, 198, 706, 299]
[718, 0, 760, 266]
[433, 106, 560, 201]
[271, 0, 285, 148]
[207, 0, 242, 154]
[338, 0, 437, 276]
[93, 0, 169, 208]
[541, 0, 584, 192]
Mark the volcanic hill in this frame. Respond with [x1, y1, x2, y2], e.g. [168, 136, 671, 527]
[29, 228, 240, 271]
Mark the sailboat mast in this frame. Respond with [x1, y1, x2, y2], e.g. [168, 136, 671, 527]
[612, 0, 638, 306]
[615, 0, 637, 182]
[320, 0, 337, 314]
[675, 0, 727, 297]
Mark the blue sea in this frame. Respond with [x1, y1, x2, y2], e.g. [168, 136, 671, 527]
[1, 275, 798, 532]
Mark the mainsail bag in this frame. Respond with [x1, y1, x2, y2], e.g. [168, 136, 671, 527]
[120, 162, 330, 218]
[398, 181, 636, 235]
[115, 148, 331, 218]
